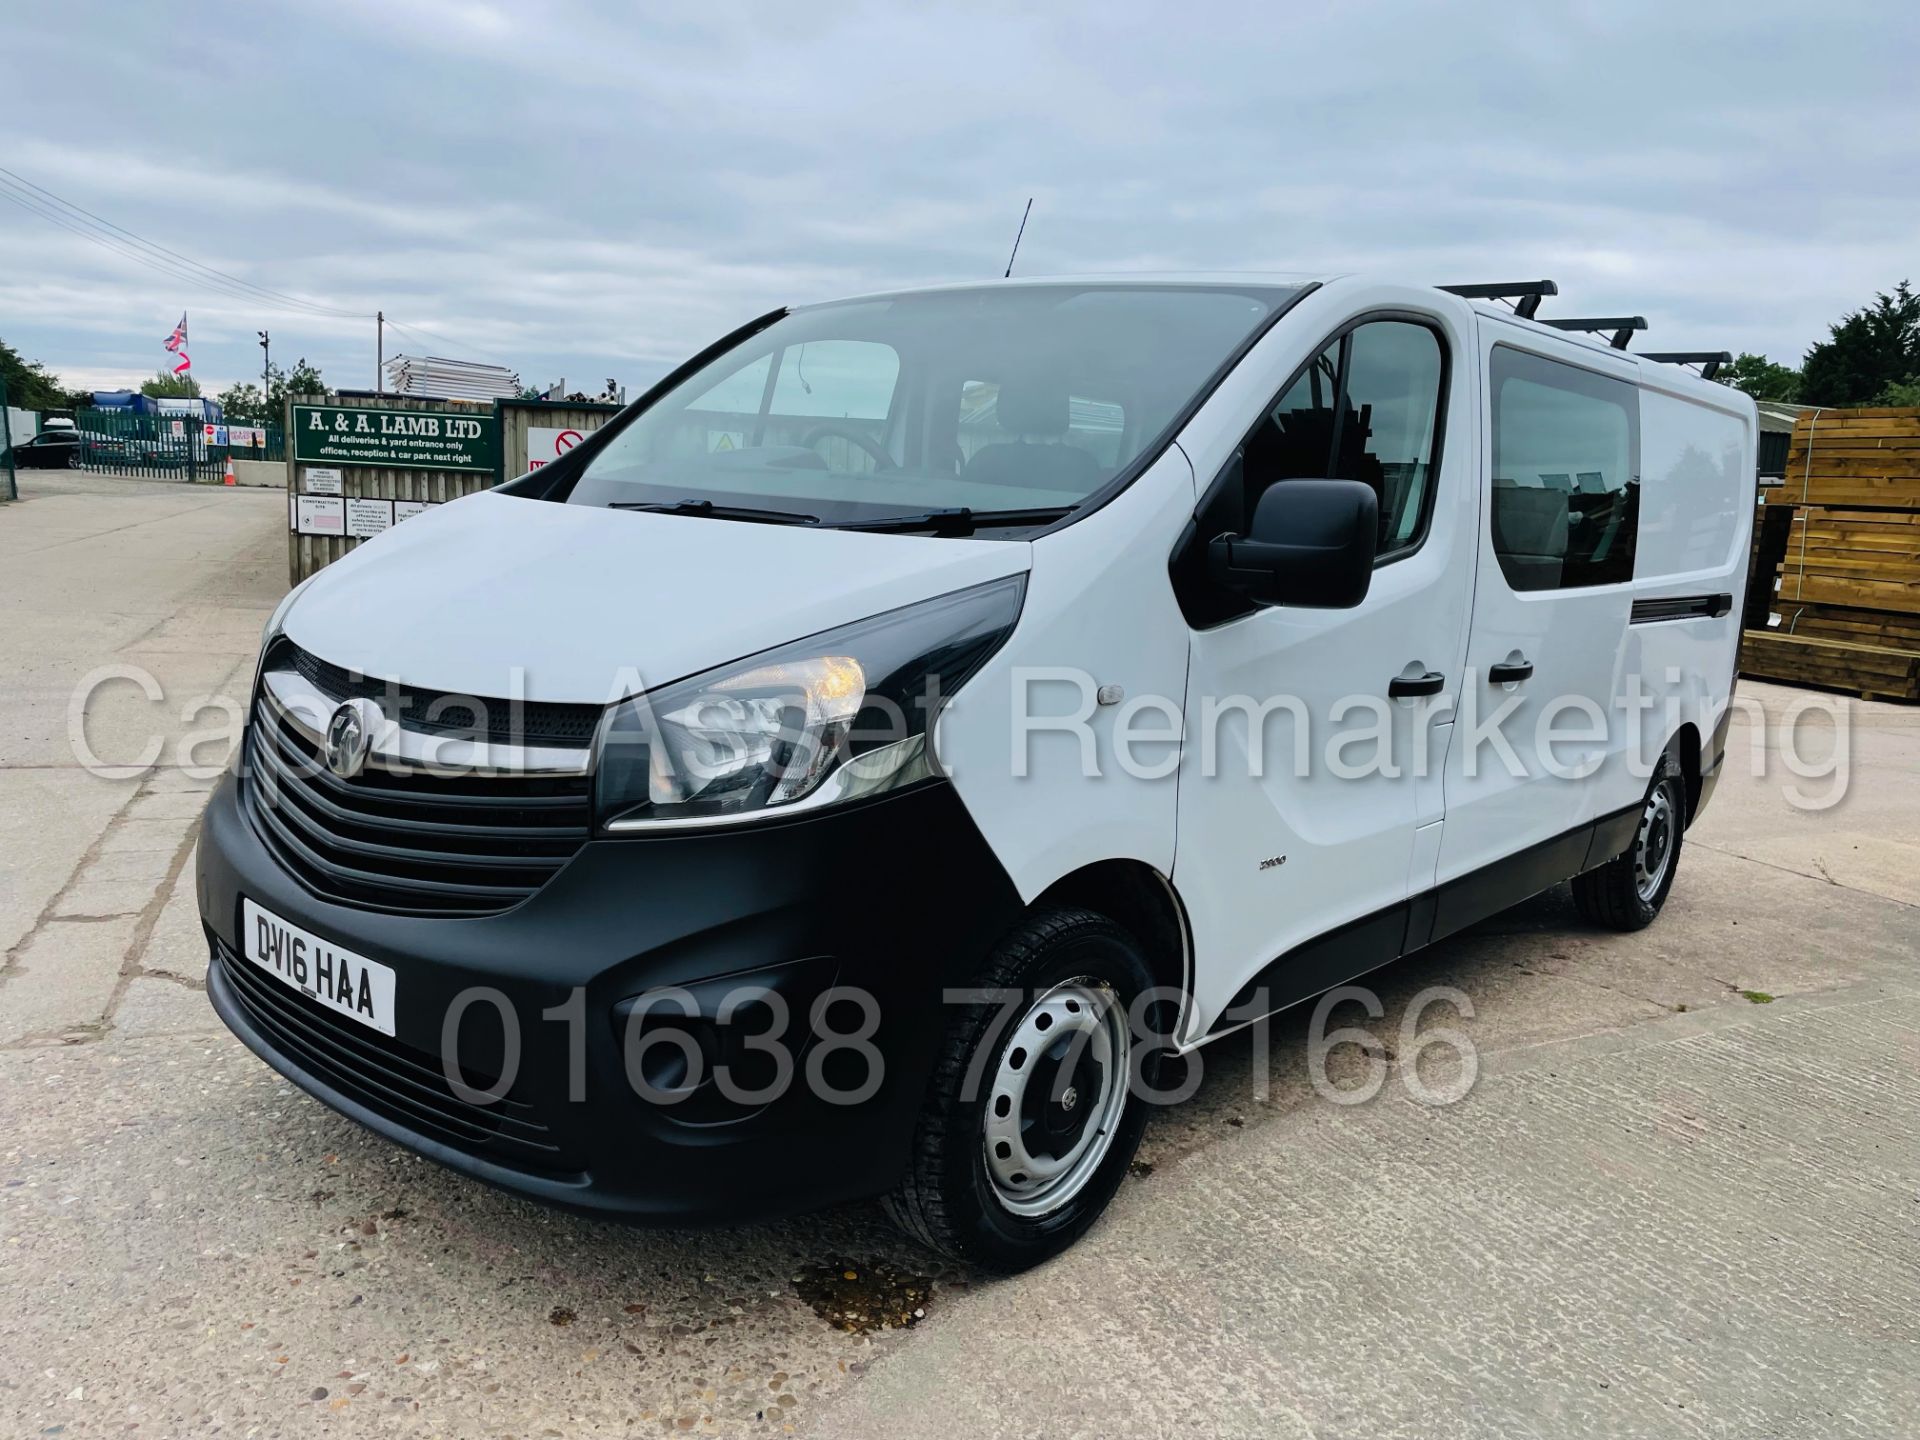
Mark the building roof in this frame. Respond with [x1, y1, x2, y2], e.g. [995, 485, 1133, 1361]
[1755, 400, 1810, 433]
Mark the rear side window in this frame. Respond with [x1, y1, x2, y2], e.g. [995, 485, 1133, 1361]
[1242, 320, 1446, 560]
[1490, 347, 1639, 591]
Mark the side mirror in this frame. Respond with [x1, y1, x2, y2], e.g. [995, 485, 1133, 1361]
[1206, 478, 1378, 608]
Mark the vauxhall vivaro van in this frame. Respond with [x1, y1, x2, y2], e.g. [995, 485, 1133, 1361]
[200, 275, 1753, 1269]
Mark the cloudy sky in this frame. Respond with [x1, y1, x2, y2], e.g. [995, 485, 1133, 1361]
[2, 2, 1913, 399]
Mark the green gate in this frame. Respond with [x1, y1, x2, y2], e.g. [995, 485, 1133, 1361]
[73, 409, 217, 480]
[0, 375, 16, 501]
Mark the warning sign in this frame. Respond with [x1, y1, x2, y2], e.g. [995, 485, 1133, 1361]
[345, 498, 395, 539]
[527, 425, 588, 470]
[708, 431, 744, 453]
[295, 495, 346, 536]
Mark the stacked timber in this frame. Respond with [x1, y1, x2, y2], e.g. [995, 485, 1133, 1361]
[1741, 407, 1920, 701]
[1779, 508, 1920, 613]
[1773, 407, 1920, 509]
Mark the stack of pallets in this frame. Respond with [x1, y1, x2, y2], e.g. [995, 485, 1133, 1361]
[1741, 407, 1920, 702]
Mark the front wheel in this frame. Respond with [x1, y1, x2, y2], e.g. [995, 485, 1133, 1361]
[1572, 752, 1686, 931]
[884, 905, 1163, 1272]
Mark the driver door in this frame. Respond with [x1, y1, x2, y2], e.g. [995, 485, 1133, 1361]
[1173, 299, 1478, 1041]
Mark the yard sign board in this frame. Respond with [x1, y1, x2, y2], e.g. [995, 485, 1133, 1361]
[292, 403, 499, 474]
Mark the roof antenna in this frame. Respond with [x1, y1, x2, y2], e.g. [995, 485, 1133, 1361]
[1003, 197, 1033, 278]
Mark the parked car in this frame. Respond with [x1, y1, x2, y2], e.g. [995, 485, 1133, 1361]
[199, 274, 1754, 1271]
[79, 433, 135, 464]
[132, 439, 189, 468]
[13, 430, 83, 468]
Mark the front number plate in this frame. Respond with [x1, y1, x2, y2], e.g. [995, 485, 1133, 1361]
[242, 898, 397, 1037]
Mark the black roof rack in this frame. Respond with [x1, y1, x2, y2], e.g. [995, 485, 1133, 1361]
[1642, 351, 1733, 382]
[1438, 280, 1557, 320]
[1541, 316, 1647, 350]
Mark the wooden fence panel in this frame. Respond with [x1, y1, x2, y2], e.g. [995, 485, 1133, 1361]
[498, 399, 621, 479]
[283, 394, 502, 585]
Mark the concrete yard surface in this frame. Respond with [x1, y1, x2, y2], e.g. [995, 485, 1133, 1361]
[1, 471, 1916, 1438]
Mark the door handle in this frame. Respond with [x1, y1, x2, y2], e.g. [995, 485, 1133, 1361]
[1488, 660, 1535, 684]
[1388, 671, 1446, 699]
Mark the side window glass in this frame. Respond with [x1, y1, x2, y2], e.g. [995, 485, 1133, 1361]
[651, 353, 773, 461]
[1242, 342, 1339, 516]
[685, 353, 771, 415]
[1335, 322, 1444, 556]
[1066, 394, 1126, 468]
[1490, 348, 1639, 591]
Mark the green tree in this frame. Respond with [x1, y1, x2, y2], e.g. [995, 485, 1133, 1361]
[140, 368, 202, 399]
[1716, 352, 1801, 403]
[218, 358, 327, 424]
[216, 380, 268, 425]
[279, 358, 326, 403]
[0, 336, 69, 410]
[1880, 377, 1920, 408]
[1799, 281, 1920, 407]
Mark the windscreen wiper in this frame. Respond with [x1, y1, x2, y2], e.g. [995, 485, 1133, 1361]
[835, 505, 1076, 537]
[608, 498, 820, 526]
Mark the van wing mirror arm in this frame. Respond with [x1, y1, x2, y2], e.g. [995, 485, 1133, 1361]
[1206, 532, 1286, 592]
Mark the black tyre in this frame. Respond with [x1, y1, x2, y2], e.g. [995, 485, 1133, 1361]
[1572, 751, 1686, 931]
[884, 904, 1165, 1273]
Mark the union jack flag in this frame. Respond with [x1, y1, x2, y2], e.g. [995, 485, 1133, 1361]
[162, 312, 190, 374]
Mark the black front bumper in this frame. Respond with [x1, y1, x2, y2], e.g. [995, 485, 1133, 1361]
[198, 770, 1025, 1224]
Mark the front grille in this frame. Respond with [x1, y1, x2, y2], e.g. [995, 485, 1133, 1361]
[215, 937, 579, 1173]
[245, 698, 593, 918]
[270, 638, 603, 749]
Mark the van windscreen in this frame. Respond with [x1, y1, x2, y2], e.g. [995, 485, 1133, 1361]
[565, 284, 1301, 530]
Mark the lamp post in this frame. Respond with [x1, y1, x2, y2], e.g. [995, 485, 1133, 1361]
[258, 329, 270, 395]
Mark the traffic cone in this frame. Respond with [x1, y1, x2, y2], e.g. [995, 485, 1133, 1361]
[223, 456, 236, 486]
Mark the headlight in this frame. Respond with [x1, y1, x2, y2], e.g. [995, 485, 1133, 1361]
[595, 575, 1025, 831]
[249, 575, 317, 704]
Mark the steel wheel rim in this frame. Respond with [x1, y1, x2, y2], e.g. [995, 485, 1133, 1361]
[982, 978, 1131, 1218]
[1635, 783, 1677, 903]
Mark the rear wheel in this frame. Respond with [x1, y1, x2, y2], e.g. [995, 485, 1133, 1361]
[1572, 751, 1686, 931]
[884, 905, 1163, 1272]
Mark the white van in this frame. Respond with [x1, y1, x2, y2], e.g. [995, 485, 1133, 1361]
[199, 275, 1753, 1270]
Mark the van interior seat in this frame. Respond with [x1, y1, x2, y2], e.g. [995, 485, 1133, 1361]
[1492, 477, 1570, 587]
[962, 374, 1103, 490]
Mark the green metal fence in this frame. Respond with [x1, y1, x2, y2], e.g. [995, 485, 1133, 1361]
[225, 421, 285, 463]
[73, 410, 217, 480]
